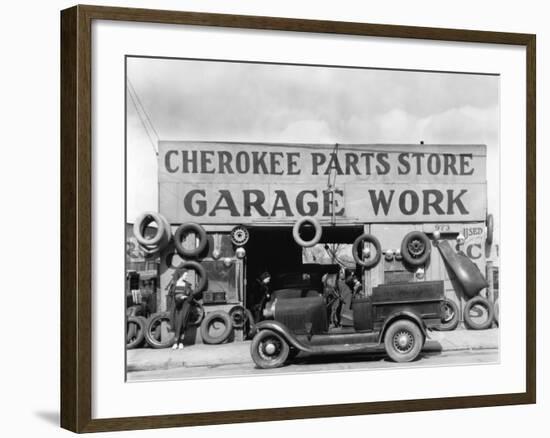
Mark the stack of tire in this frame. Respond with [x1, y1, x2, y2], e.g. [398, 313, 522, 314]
[141, 222, 215, 348]
[177, 223, 235, 345]
[440, 295, 496, 331]
[133, 212, 172, 258]
[127, 212, 170, 349]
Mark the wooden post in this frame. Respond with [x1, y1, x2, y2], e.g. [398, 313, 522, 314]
[486, 260, 494, 303]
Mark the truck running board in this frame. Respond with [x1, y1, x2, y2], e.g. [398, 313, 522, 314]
[306, 342, 383, 355]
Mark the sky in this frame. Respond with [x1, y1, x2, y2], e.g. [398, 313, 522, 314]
[126, 57, 499, 241]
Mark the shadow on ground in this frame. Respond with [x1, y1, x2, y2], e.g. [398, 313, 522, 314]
[34, 410, 59, 427]
[291, 344, 443, 366]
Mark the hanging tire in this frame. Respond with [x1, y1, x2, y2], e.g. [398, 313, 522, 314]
[384, 319, 424, 363]
[464, 296, 494, 330]
[352, 233, 382, 269]
[133, 212, 167, 247]
[437, 298, 460, 331]
[144, 312, 175, 349]
[486, 214, 494, 246]
[250, 329, 290, 369]
[139, 242, 162, 258]
[137, 217, 172, 257]
[200, 311, 233, 345]
[292, 216, 322, 247]
[401, 231, 431, 267]
[172, 260, 208, 294]
[126, 315, 146, 349]
[174, 222, 208, 258]
[229, 305, 246, 329]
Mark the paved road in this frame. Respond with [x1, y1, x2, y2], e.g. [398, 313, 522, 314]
[127, 349, 498, 381]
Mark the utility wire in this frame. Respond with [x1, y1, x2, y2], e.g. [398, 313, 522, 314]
[127, 78, 161, 141]
[127, 78, 159, 155]
[127, 87, 158, 156]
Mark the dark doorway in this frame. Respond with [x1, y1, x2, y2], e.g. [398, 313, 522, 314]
[244, 225, 364, 312]
[245, 227, 302, 310]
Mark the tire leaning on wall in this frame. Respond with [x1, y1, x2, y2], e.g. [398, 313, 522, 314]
[144, 312, 175, 349]
[229, 305, 246, 329]
[200, 310, 233, 345]
[436, 298, 460, 331]
[463, 296, 494, 330]
[126, 315, 146, 349]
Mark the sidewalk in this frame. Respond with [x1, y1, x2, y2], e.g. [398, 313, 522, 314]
[127, 328, 499, 373]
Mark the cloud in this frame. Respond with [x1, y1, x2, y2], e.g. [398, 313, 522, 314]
[127, 58, 498, 143]
[275, 119, 335, 143]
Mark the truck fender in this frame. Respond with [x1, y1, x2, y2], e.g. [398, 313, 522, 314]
[255, 320, 314, 353]
[435, 240, 488, 298]
[378, 311, 428, 344]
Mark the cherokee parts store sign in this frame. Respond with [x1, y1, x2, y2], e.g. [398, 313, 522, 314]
[159, 142, 486, 224]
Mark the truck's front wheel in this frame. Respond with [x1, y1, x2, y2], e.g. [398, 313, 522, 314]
[384, 320, 424, 363]
[251, 330, 290, 369]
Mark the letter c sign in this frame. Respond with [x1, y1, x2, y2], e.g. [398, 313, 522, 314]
[466, 243, 482, 260]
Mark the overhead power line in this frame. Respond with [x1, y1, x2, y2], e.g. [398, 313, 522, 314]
[127, 77, 159, 156]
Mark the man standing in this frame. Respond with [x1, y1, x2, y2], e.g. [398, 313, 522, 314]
[169, 271, 193, 350]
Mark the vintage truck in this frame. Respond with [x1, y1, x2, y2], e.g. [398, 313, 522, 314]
[250, 271, 444, 368]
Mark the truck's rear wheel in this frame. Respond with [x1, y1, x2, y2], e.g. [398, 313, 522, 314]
[384, 320, 424, 363]
[251, 330, 290, 369]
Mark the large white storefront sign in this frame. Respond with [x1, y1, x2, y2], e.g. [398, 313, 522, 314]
[159, 142, 487, 224]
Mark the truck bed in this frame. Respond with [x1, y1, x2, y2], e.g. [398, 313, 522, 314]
[371, 280, 444, 328]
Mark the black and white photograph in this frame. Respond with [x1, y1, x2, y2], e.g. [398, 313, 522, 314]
[1, 0, 543, 435]
[125, 56, 500, 381]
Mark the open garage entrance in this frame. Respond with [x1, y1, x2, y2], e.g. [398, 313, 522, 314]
[244, 225, 364, 314]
